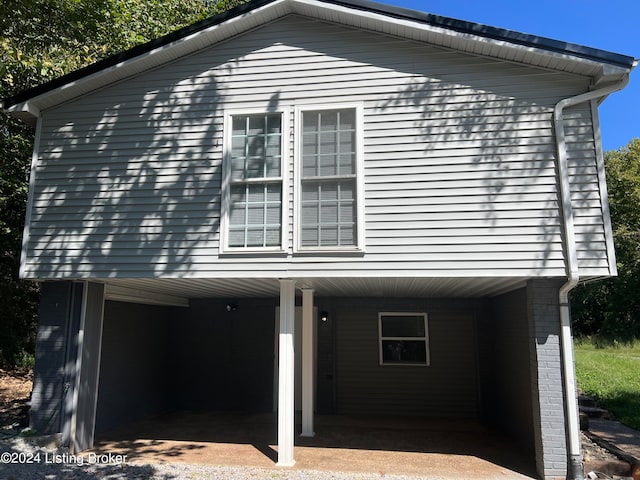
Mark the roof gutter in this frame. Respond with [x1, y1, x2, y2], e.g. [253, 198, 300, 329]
[553, 73, 631, 480]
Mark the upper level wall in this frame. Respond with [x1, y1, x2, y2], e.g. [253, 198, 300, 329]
[23, 14, 611, 280]
[564, 103, 614, 275]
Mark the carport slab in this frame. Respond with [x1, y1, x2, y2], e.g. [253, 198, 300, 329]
[91, 412, 537, 479]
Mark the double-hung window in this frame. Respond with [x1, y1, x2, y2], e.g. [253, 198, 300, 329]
[298, 107, 362, 250]
[224, 112, 284, 251]
[379, 313, 430, 366]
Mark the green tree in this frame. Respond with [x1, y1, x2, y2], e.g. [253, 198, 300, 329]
[571, 138, 640, 342]
[0, 0, 246, 368]
[0, 112, 40, 368]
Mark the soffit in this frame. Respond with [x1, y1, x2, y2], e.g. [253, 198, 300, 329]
[102, 276, 531, 303]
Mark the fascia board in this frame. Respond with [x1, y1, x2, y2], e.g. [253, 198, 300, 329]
[293, 0, 632, 79]
[3, 0, 635, 118]
[314, 0, 636, 68]
[3, 0, 288, 115]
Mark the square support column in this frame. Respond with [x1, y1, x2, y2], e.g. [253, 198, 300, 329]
[70, 281, 105, 453]
[527, 279, 568, 480]
[277, 279, 296, 466]
[301, 289, 315, 437]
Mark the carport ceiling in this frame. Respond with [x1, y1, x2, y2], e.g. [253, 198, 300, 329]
[101, 276, 532, 305]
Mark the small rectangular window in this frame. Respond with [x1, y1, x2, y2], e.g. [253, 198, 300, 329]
[378, 313, 429, 366]
[224, 113, 283, 250]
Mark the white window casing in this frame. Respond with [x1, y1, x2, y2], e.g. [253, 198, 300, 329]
[221, 104, 364, 255]
[294, 103, 365, 253]
[221, 109, 289, 254]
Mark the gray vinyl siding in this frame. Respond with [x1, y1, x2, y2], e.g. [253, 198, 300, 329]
[321, 298, 479, 417]
[95, 301, 173, 434]
[95, 298, 275, 433]
[24, 14, 608, 279]
[563, 104, 612, 276]
[171, 298, 276, 412]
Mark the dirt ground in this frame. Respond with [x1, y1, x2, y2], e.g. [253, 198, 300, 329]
[0, 369, 32, 436]
[0, 369, 627, 476]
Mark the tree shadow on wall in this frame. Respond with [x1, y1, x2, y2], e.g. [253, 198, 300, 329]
[374, 51, 596, 271]
[29, 67, 225, 278]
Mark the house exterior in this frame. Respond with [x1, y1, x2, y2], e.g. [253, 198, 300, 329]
[3, 1, 636, 479]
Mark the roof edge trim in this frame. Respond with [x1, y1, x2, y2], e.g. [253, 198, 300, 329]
[2, 0, 277, 109]
[325, 0, 635, 68]
[2, 0, 636, 110]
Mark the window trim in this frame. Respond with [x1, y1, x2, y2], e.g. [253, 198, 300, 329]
[220, 109, 289, 254]
[294, 103, 365, 253]
[378, 312, 430, 367]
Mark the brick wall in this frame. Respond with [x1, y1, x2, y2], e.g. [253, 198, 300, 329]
[527, 278, 568, 480]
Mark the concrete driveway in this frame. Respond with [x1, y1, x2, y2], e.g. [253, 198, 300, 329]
[92, 412, 537, 479]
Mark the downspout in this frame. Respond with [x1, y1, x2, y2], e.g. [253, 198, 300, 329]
[553, 74, 630, 480]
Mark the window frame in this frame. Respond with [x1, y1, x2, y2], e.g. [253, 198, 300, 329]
[220, 109, 289, 254]
[294, 103, 365, 253]
[378, 312, 430, 367]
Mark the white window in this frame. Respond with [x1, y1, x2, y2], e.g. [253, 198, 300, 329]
[297, 105, 364, 251]
[222, 112, 285, 252]
[378, 313, 429, 366]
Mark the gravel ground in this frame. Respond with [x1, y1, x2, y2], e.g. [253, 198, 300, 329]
[1, 431, 613, 480]
[0, 371, 629, 479]
[0, 436, 418, 480]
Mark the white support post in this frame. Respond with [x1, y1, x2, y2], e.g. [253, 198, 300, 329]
[301, 289, 315, 437]
[277, 279, 296, 466]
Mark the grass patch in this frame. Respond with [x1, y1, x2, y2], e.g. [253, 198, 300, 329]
[574, 340, 640, 431]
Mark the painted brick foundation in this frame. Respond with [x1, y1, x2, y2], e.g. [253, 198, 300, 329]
[528, 278, 569, 480]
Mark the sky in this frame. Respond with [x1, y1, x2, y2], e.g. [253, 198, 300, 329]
[381, 0, 639, 152]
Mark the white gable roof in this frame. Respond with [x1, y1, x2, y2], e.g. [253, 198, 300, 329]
[4, 0, 636, 123]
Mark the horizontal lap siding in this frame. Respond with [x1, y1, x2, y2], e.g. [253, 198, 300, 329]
[26, 15, 602, 278]
[330, 298, 479, 417]
[96, 301, 172, 433]
[563, 105, 611, 276]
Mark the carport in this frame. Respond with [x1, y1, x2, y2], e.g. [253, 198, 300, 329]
[32, 276, 568, 479]
[92, 411, 537, 479]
